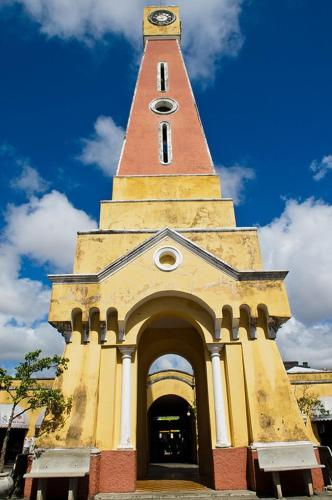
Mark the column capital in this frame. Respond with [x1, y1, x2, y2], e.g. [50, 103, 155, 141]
[207, 344, 224, 357]
[118, 345, 136, 359]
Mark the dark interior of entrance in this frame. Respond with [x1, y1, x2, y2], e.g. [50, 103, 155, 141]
[0, 428, 26, 465]
[148, 395, 197, 464]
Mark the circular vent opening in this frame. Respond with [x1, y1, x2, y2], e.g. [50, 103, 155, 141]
[154, 247, 182, 272]
[159, 252, 176, 267]
[150, 98, 178, 115]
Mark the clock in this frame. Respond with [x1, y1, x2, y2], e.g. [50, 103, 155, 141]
[148, 9, 176, 26]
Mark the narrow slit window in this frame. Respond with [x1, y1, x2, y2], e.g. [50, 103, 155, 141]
[159, 122, 172, 165]
[157, 62, 168, 92]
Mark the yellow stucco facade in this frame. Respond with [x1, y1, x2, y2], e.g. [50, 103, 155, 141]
[17, 6, 328, 495]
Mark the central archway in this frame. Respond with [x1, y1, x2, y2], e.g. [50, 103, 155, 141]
[136, 312, 213, 487]
[148, 394, 196, 464]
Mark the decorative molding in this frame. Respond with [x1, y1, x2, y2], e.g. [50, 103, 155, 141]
[251, 440, 313, 449]
[118, 320, 126, 342]
[153, 246, 182, 271]
[99, 321, 107, 343]
[249, 317, 257, 340]
[56, 322, 72, 343]
[118, 346, 136, 358]
[207, 344, 224, 356]
[147, 374, 195, 388]
[267, 316, 284, 339]
[49, 228, 288, 284]
[78, 227, 257, 234]
[82, 323, 89, 343]
[214, 318, 222, 340]
[115, 174, 219, 178]
[231, 318, 240, 341]
[100, 198, 233, 203]
[290, 380, 332, 385]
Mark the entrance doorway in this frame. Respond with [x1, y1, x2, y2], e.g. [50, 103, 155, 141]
[148, 395, 197, 464]
[136, 307, 213, 487]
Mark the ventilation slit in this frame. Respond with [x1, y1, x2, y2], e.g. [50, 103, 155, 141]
[160, 63, 166, 91]
[162, 123, 168, 163]
[159, 122, 172, 165]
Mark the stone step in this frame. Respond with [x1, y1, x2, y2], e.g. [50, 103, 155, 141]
[94, 490, 257, 499]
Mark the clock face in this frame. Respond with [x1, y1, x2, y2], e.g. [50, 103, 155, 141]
[148, 9, 176, 26]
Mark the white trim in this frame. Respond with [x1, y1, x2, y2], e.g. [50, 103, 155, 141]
[115, 174, 219, 178]
[49, 228, 288, 284]
[150, 97, 178, 115]
[154, 246, 182, 271]
[207, 345, 230, 448]
[118, 346, 135, 449]
[251, 441, 313, 449]
[78, 227, 257, 234]
[100, 198, 233, 203]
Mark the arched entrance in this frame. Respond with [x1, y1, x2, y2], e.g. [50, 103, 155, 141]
[136, 312, 214, 487]
[148, 394, 197, 464]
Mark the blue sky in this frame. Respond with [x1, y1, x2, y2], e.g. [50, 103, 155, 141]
[0, 0, 332, 372]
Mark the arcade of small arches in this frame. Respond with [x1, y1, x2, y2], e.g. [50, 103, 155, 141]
[52, 295, 286, 346]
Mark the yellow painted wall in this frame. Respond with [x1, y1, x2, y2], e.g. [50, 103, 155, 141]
[51, 238, 290, 325]
[147, 370, 195, 409]
[73, 230, 262, 274]
[112, 175, 221, 201]
[99, 200, 236, 231]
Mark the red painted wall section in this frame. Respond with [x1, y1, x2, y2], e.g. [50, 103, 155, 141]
[117, 39, 214, 176]
[98, 450, 136, 493]
[212, 447, 248, 490]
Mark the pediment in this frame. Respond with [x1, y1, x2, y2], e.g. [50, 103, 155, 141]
[49, 228, 287, 284]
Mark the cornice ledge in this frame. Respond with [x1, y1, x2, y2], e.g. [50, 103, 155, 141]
[49, 227, 288, 284]
[77, 227, 258, 235]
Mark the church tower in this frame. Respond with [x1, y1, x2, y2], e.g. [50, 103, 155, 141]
[25, 6, 324, 498]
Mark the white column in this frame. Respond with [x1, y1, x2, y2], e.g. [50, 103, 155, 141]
[118, 346, 135, 449]
[208, 345, 230, 447]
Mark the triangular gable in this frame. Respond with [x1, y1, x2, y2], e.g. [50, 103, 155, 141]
[49, 228, 287, 284]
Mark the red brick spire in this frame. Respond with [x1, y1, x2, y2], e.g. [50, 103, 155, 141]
[117, 7, 214, 176]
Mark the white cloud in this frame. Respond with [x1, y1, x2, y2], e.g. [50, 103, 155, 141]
[217, 165, 255, 204]
[0, 245, 49, 325]
[259, 198, 332, 324]
[310, 154, 332, 181]
[79, 116, 124, 176]
[11, 164, 49, 195]
[0, 174, 97, 362]
[276, 318, 332, 370]
[4, 190, 97, 272]
[149, 354, 193, 374]
[259, 198, 332, 368]
[0, 319, 63, 362]
[4, 0, 244, 82]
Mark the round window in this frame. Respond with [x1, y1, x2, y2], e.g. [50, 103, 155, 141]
[153, 247, 182, 272]
[150, 98, 178, 115]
